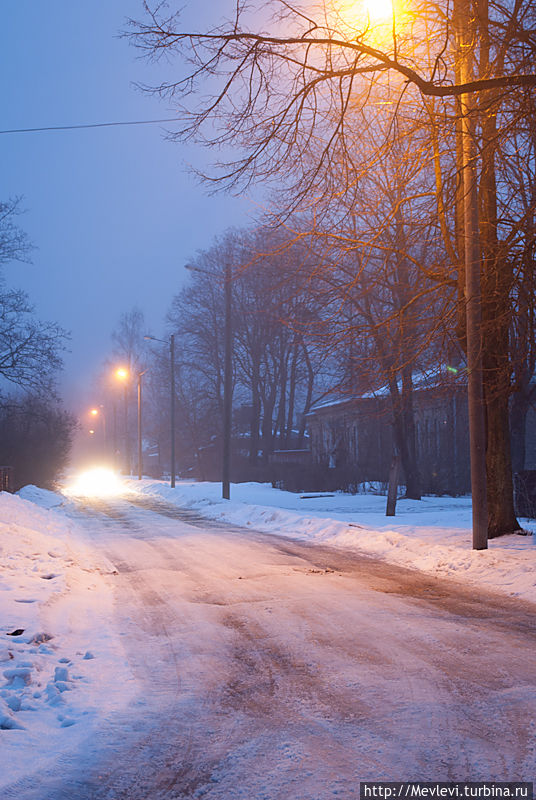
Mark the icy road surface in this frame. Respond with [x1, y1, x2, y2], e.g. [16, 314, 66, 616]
[9, 493, 536, 799]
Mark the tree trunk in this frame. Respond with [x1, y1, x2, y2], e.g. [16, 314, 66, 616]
[261, 390, 276, 462]
[386, 452, 401, 516]
[388, 370, 421, 500]
[250, 361, 261, 464]
[510, 372, 533, 473]
[285, 341, 298, 447]
[298, 339, 314, 448]
[485, 390, 521, 536]
[274, 348, 288, 445]
[510, 391, 529, 475]
[477, 0, 520, 536]
[401, 366, 421, 499]
[389, 374, 421, 500]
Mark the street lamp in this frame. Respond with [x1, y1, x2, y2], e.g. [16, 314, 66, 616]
[347, 0, 487, 549]
[144, 334, 176, 488]
[89, 406, 106, 448]
[185, 262, 232, 500]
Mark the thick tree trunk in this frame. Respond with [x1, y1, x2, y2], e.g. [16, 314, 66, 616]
[485, 390, 521, 536]
[477, 0, 520, 536]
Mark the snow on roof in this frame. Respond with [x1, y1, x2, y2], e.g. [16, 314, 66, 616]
[307, 367, 466, 415]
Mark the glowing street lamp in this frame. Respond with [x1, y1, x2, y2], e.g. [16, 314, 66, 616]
[89, 406, 106, 446]
[339, 0, 398, 42]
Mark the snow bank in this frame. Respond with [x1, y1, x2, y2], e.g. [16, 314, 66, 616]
[0, 491, 136, 791]
[18, 484, 65, 509]
[133, 479, 536, 603]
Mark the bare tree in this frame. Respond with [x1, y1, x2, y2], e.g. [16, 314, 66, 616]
[0, 198, 33, 266]
[0, 199, 67, 395]
[111, 307, 147, 375]
[0, 395, 76, 490]
[129, 0, 536, 535]
[162, 227, 324, 471]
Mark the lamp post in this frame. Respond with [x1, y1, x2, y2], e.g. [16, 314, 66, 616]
[144, 335, 176, 488]
[137, 370, 148, 481]
[115, 367, 130, 475]
[222, 261, 232, 500]
[355, 0, 487, 549]
[456, 0, 488, 550]
[185, 262, 232, 500]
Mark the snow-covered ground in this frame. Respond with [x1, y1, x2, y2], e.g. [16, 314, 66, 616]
[1, 476, 535, 794]
[0, 488, 136, 793]
[133, 478, 536, 603]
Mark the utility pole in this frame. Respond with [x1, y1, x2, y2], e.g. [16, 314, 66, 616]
[144, 334, 176, 489]
[124, 382, 130, 475]
[184, 262, 233, 500]
[458, 0, 488, 550]
[137, 370, 148, 481]
[170, 334, 176, 488]
[222, 262, 232, 500]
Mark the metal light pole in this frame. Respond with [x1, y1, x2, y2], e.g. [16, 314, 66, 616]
[123, 383, 129, 475]
[114, 367, 131, 476]
[144, 335, 176, 488]
[222, 263, 232, 500]
[137, 370, 148, 481]
[113, 403, 118, 469]
[170, 334, 176, 488]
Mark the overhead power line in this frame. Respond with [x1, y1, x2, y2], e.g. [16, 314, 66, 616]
[0, 118, 180, 135]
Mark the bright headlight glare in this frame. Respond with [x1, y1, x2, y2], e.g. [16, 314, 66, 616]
[64, 468, 126, 498]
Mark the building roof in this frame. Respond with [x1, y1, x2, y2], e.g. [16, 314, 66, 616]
[307, 367, 467, 417]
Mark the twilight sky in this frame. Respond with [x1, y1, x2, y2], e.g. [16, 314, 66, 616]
[1, 1, 248, 412]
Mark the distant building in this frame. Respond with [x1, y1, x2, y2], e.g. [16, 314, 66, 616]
[306, 376, 471, 495]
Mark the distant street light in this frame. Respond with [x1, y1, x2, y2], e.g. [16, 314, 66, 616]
[89, 406, 106, 448]
[144, 334, 176, 488]
[185, 262, 232, 500]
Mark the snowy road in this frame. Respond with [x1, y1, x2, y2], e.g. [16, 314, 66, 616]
[10, 493, 536, 799]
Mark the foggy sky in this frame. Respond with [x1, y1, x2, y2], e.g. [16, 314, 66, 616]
[1, 1, 247, 412]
